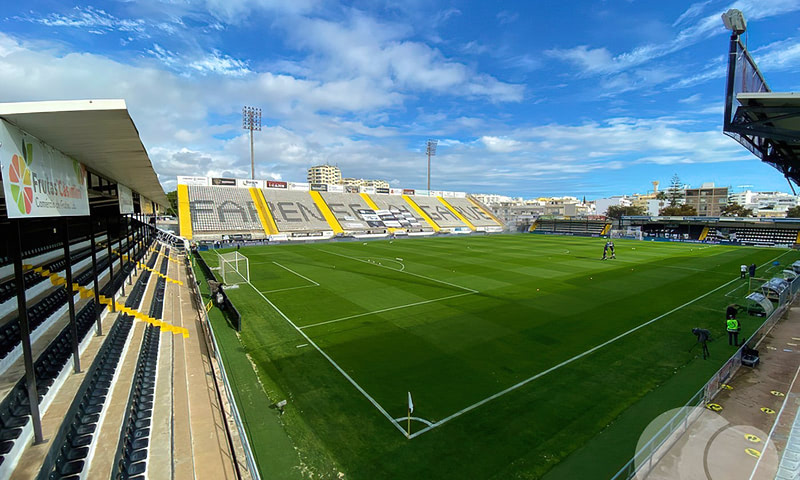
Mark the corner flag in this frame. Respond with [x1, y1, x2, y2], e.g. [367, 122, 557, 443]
[408, 392, 414, 414]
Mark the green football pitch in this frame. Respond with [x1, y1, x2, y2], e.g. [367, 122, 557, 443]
[198, 235, 799, 479]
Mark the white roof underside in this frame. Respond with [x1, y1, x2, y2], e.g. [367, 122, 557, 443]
[737, 92, 800, 132]
[0, 99, 167, 207]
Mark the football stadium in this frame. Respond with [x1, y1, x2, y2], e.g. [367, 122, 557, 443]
[2, 5, 800, 480]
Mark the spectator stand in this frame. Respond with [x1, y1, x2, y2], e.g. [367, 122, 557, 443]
[0, 100, 167, 475]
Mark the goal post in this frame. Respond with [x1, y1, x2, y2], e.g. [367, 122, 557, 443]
[219, 251, 250, 285]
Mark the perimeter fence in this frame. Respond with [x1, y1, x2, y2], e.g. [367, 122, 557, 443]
[610, 274, 799, 479]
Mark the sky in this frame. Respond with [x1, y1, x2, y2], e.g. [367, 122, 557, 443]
[1, 1, 799, 200]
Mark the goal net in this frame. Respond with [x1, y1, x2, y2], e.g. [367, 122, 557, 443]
[219, 251, 250, 285]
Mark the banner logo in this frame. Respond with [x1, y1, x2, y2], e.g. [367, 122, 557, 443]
[8, 140, 34, 215]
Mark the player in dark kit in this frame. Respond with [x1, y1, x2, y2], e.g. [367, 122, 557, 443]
[602, 241, 616, 260]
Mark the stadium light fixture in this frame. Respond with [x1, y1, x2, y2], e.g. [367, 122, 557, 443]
[721, 9, 746, 35]
[426, 139, 438, 191]
[242, 106, 262, 180]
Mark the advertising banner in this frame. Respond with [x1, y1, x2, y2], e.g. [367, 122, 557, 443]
[266, 180, 288, 189]
[360, 186, 376, 194]
[118, 183, 134, 214]
[211, 177, 236, 186]
[289, 182, 310, 191]
[390, 188, 404, 195]
[310, 183, 328, 191]
[237, 178, 263, 188]
[141, 197, 154, 214]
[345, 185, 360, 193]
[415, 189, 430, 196]
[177, 176, 210, 186]
[0, 119, 89, 218]
[376, 187, 390, 194]
[429, 190, 444, 197]
[403, 189, 415, 195]
[328, 184, 344, 193]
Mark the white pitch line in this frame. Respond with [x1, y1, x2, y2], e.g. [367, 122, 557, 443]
[408, 250, 795, 439]
[319, 248, 478, 294]
[725, 282, 747, 297]
[393, 416, 434, 427]
[246, 280, 408, 437]
[273, 261, 319, 286]
[260, 284, 318, 294]
[299, 292, 476, 330]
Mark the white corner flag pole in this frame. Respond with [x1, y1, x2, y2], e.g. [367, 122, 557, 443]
[407, 391, 414, 438]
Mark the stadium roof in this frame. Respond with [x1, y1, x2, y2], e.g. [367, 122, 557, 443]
[0, 99, 167, 207]
[726, 91, 800, 186]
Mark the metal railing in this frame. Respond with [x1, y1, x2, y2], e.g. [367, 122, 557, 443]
[610, 275, 798, 479]
[186, 257, 261, 480]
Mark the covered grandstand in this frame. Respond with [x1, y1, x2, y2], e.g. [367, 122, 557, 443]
[0, 100, 245, 479]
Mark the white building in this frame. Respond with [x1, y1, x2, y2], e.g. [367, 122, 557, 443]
[307, 164, 342, 184]
[594, 196, 631, 216]
[729, 190, 799, 217]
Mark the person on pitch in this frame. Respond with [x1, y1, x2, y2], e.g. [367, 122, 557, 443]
[740, 264, 747, 279]
[691, 328, 712, 359]
[727, 313, 741, 346]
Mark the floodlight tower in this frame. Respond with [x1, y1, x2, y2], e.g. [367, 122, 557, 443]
[242, 106, 262, 180]
[426, 139, 438, 191]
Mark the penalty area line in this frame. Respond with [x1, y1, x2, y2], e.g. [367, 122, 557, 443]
[319, 248, 478, 294]
[408, 250, 794, 439]
[299, 291, 477, 330]
[246, 279, 408, 437]
[272, 261, 320, 286]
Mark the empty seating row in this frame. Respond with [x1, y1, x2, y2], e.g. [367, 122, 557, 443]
[442, 197, 499, 227]
[367, 195, 432, 232]
[0, 241, 136, 366]
[0, 237, 154, 472]
[45, 315, 134, 479]
[113, 254, 168, 479]
[261, 189, 331, 232]
[188, 186, 263, 234]
[406, 195, 468, 228]
[43, 245, 157, 479]
[535, 219, 609, 235]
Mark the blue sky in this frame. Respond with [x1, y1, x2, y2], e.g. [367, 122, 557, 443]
[1, 0, 799, 199]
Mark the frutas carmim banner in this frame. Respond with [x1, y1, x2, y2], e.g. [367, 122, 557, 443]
[0, 119, 89, 218]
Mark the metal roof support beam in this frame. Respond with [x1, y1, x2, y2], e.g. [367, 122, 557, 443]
[89, 216, 102, 336]
[11, 220, 43, 444]
[62, 218, 81, 374]
[105, 216, 115, 313]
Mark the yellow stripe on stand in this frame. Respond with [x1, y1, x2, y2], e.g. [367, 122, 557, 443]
[249, 188, 277, 235]
[467, 196, 503, 225]
[177, 184, 193, 240]
[529, 221, 538, 232]
[24, 263, 189, 337]
[309, 191, 344, 234]
[601, 223, 612, 235]
[437, 197, 476, 231]
[699, 226, 709, 241]
[402, 195, 440, 232]
[360, 193, 380, 210]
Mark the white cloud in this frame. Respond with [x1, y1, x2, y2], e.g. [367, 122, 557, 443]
[480, 136, 525, 153]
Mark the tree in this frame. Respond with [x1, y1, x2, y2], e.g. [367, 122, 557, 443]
[659, 204, 698, 216]
[656, 191, 668, 201]
[786, 205, 800, 218]
[720, 203, 754, 217]
[667, 174, 684, 207]
[166, 190, 178, 216]
[606, 205, 646, 219]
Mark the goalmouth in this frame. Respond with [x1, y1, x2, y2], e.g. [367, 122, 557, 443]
[218, 251, 250, 285]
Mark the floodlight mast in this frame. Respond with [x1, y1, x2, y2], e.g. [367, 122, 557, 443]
[426, 139, 438, 191]
[242, 106, 262, 180]
[721, 9, 746, 36]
